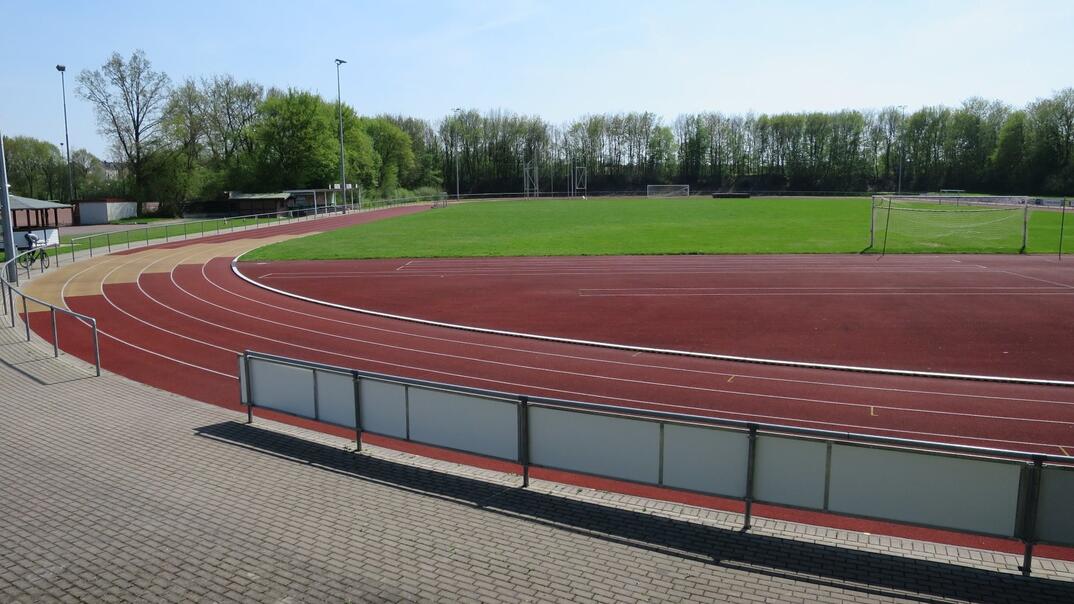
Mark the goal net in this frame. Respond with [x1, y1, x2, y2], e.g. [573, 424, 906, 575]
[870, 196, 1028, 254]
[647, 184, 690, 198]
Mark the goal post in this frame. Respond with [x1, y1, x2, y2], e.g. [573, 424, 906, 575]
[869, 195, 1029, 254]
[647, 184, 690, 198]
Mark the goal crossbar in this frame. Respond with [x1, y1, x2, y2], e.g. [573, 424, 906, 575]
[647, 184, 690, 198]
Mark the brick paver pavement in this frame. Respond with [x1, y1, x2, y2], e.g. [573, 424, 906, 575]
[2, 323, 1074, 603]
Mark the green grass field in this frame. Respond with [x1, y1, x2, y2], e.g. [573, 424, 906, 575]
[234, 197, 1070, 261]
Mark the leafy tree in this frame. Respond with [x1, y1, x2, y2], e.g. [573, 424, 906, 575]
[2, 136, 63, 199]
[77, 50, 171, 201]
[362, 118, 413, 196]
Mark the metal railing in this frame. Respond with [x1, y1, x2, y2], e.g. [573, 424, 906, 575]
[64, 192, 450, 262]
[239, 349, 1074, 577]
[0, 192, 452, 379]
[1, 247, 101, 376]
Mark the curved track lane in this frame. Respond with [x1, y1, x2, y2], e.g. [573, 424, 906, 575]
[19, 206, 1074, 555]
[22, 206, 1074, 456]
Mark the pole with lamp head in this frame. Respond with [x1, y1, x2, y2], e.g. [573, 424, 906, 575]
[452, 108, 462, 202]
[57, 65, 74, 203]
[335, 59, 348, 209]
[1, 134, 17, 281]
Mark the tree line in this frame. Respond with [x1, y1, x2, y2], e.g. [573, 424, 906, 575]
[4, 50, 1072, 214]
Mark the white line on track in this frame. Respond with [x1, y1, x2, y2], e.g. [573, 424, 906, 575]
[48, 220, 1074, 454]
[58, 259, 235, 379]
[205, 260, 1074, 408]
[140, 252, 1074, 429]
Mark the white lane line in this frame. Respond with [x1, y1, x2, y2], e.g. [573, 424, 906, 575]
[256, 268, 988, 278]
[208, 261, 1074, 409]
[58, 258, 235, 379]
[51, 238, 1074, 451]
[132, 259, 1074, 428]
[234, 259, 1074, 388]
[576, 291, 1074, 297]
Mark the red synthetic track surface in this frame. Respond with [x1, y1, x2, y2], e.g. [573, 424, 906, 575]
[241, 255, 1074, 381]
[27, 206, 1074, 559]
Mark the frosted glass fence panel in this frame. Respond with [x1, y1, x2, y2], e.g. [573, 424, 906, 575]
[249, 358, 315, 419]
[359, 378, 407, 438]
[1037, 467, 1074, 546]
[407, 387, 519, 460]
[827, 445, 1021, 537]
[661, 424, 748, 497]
[754, 436, 827, 509]
[530, 407, 660, 484]
[316, 370, 356, 428]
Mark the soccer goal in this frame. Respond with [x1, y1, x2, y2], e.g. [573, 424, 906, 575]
[647, 184, 690, 198]
[869, 196, 1029, 254]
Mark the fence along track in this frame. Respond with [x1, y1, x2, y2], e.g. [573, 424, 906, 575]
[240, 349, 1074, 577]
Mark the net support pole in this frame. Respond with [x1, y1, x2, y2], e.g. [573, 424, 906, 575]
[879, 197, 894, 258]
[1020, 201, 1029, 254]
[868, 196, 876, 249]
[1059, 199, 1067, 261]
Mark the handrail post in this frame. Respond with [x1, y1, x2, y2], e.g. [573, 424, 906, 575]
[145, 227, 150, 248]
[243, 353, 254, 423]
[50, 307, 58, 357]
[518, 396, 530, 488]
[22, 294, 30, 341]
[91, 318, 101, 376]
[106, 232, 111, 253]
[743, 424, 759, 531]
[8, 285, 15, 328]
[353, 373, 363, 452]
[1020, 457, 1044, 577]
[1, 280, 6, 315]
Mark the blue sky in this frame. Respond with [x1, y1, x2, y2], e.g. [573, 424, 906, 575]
[2, 0, 1072, 157]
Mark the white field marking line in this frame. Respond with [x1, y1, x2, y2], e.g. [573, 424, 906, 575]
[996, 270, 1074, 290]
[157, 263, 1074, 427]
[256, 268, 990, 279]
[397, 256, 985, 265]
[579, 285, 1062, 291]
[401, 256, 976, 266]
[577, 292, 1074, 298]
[233, 258, 1074, 388]
[210, 262, 1074, 408]
[58, 257, 234, 379]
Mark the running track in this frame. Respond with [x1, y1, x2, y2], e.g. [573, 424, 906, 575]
[241, 254, 1074, 381]
[18, 205, 1074, 554]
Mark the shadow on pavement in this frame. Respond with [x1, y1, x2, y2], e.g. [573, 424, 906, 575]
[195, 420, 1074, 604]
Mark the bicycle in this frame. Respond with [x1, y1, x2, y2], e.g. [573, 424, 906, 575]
[16, 245, 50, 271]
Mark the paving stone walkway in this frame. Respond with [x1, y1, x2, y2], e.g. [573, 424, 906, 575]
[1, 323, 1074, 603]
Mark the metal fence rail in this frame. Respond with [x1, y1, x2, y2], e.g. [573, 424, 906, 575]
[64, 193, 447, 263]
[238, 349, 1074, 577]
[1, 248, 101, 376]
[0, 192, 455, 380]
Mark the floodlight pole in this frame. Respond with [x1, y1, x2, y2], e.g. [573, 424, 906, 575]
[335, 59, 348, 209]
[1, 134, 16, 281]
[1059, 199, 1067, 261]
[453, 108, 462, 202]
[57, 65, 74, 202]
[897, 106, 906, 195]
